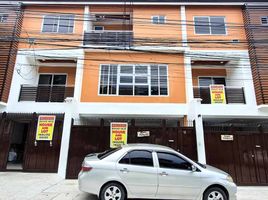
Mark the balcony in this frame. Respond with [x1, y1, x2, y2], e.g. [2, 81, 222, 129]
[19, 85, 74, 102]
[193, 86, 246, 104]
[83, 31, 133, 46]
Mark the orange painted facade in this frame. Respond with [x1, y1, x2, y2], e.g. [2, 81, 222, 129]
[18, 5, 246, 50]
[81, 52, 186, 103]
[19, 6, 84, 49]
[192, 68, 227, 86]
[186, 6, 247, 50]
[38, 66, 76, 86]
[133, 6, 181, 46]
[17, 4, 248, 104]
[89, 5, 131, 13]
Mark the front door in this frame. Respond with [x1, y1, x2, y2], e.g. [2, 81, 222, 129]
[6, 122, 28, 171]
[156, 152, 201, 199]
[116, 150, 157, 198]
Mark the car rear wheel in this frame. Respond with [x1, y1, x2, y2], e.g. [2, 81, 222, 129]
[100, 182, 126, 200]
[203, 187, 227, 200]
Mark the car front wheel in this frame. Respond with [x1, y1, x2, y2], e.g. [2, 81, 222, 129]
[203, 187, 227, 200]
[100, 182, 126, 200]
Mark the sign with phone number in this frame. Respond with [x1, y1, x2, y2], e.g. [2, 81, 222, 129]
[110, 122, 128, 148]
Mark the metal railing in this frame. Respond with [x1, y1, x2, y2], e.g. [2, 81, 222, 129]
[19, 85, 74, 102]
[83, 31, 133, 46]
[193, 86, 246, 104]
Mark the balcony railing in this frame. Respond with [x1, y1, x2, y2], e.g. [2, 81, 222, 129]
[83, 31, 133, 46]
[19, 85, 74, 102]
[193, 86, 246, 104]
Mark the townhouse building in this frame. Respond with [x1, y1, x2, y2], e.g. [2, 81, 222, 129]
[0, 0, 268, 185]
[0, 3, 23, 169]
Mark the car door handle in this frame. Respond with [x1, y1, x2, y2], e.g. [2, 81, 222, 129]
[120, 168, 129, 173]
[159, 172, 168, 176]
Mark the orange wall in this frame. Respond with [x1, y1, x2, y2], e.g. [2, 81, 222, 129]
[38, 67, 76, 86]
[90, 5, 132, 13]
[186, 6, 247, 50]
[94, 24, 132, 31]
[192, 68, 226, 86]
[133, 6, 181, 46]
[81, 52, 186, 103]
[19, 6, 84, 49]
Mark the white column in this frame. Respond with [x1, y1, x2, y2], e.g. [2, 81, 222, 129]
[57, 100, 75, 178]
[189, 98, 206, 164]
[83, 6, 91, 32]
[241, 52, 257, 106]
[180, 6, 188, 47]
[184, 54, 194, 103]
[73, 55, 84, 102]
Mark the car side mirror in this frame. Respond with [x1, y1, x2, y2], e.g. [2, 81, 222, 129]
[191, 165, 197, 172]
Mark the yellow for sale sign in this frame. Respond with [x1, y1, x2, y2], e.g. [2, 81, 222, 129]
[36, 115, 56, 141]
[210, 84, 226, 104]
[110, 122, 128, 148]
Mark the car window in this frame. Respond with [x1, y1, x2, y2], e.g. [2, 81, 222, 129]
[157, 152, 192, 170]
[119, 150, 153, 167]
[119, 152, 130, 164]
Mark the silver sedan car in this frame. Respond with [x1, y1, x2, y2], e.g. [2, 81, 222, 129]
[79, 144, 237, 200]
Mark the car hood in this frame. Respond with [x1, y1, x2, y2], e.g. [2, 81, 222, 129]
[204, 164, 228, 176]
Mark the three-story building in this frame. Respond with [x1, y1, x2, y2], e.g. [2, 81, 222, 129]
[0, 0, 268, 185]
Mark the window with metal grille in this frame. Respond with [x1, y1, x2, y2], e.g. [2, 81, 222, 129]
[194, 16, 226, 35]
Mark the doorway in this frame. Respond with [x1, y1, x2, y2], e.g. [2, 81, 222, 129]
[6, 123, 28, 171]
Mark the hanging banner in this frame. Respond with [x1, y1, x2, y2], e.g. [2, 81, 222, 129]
[210, 84, 226, 104]
[36, 115, 56, 141]
[110, 122, 128, 148]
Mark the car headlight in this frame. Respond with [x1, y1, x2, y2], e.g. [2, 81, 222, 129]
[226, 175, 234, 183]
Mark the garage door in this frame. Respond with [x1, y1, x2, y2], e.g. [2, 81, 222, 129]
[66, 124, 197, 179]
[205, 125, 268, 185]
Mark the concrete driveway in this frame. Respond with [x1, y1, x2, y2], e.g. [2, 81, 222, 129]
[0, 172, 268, 200]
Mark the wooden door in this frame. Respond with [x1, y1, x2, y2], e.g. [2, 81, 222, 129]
[0, 118, 14, 170]
[66, 126, 108, 179]
[23, 119, 63, 172]
[205, 126, 268, 185]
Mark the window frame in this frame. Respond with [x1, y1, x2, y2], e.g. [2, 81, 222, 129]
[151, 15, 166, 24]
[38, 73, 68, 87]
[118, 150, 155, 168]
[156, 151, 193, 171]
[41, 14, 75, 34]
[98, 64, 118, 96]
[194, 16, 227, 35]
[98, 64, 169, 97]
[198, 76, 226, 87]
[261, 16, 268, 25]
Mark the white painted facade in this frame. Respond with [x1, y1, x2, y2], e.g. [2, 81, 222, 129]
[2, 3, 268, 178]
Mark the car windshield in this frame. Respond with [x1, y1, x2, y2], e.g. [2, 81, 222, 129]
[97, 147, 121, 160]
